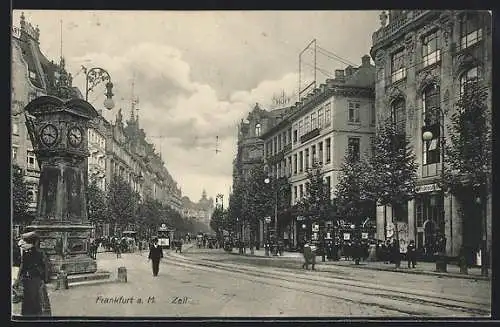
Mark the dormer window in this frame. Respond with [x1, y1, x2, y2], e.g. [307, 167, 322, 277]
[255, 123, 261, 137]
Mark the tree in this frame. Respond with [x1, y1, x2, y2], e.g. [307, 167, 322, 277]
[107, 175, 139, 233]
[210, 207, 228, 240]
[12, 164, 31, 225]
[228, 177, 245, 236]
[335, 152, 375, 232]
[86, 178, 108, 230]
[297, 161, 334, 224]
[368, 118, 418, 238]
[136, 197, 163, 238]
[442, 78, 491, 272]
[243, 163, 273, 254]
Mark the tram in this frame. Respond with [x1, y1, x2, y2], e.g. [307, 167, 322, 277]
[157, 224, 174, 249]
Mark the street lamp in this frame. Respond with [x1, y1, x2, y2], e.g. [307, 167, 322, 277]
[264, 216, 271, 256]
[82, 66, 115, 110]
[264, 177, 278, 253]
[475, 194, 488, 277]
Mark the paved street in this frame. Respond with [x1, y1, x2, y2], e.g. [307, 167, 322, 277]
[13, 245, 490, 318]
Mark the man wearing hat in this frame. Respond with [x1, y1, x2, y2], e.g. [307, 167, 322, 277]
[148, 237, 164, 277]
[16, 231, 52, 316]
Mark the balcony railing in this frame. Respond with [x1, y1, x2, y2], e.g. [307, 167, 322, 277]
[300, 128, 320, 144]
[372, 10, 429, 45]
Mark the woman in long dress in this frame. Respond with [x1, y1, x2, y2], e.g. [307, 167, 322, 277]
[17, 231, 52, 316]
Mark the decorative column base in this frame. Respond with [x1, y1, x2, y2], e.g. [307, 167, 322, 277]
[50, 255, 97, 275]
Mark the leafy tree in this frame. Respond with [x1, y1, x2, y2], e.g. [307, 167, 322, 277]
[107, 175, 139, 232]
[210, 207, 228, 240]
[442, 78, 491, 268]
[335, 152, 375, 235]
[228, 177, 245, 236]
[243, 163, 273, 253]
[368, 117, 418, 237]
[297, 161, 334, 223]
[86, 178, 108, 227]
[12, 164, 31, 225]
[136, 197, 163, 238]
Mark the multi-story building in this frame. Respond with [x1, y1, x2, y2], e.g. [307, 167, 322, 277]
[233, 103, 292, 244]
[88, 115, 109, 191]
[261, 55, 376, 249]
[181, 190, 214, 226]
[11, 13, 81, 215]
[370, 10, 492, 261]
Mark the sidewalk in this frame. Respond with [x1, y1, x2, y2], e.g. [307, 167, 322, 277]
[227, 248, 489, 281]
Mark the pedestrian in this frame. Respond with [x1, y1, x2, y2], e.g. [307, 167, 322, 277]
[148, 237, 164, 277]
[407, 240, 417, 268]
[16, 232, 51, 316]
[392, 239, 401, 268]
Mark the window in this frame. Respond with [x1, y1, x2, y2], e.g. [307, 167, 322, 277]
[12, 121, 19, 135]
[293, 154, 298, 174]
[348, 137, 360, 161]
[294, 186, 298, 201]
[324, 104, 331, 126]
[304, 115, 310, 134]
[27, 150, 37, 170]
[305, 149, 309, 170]
[311, 112, 317, 130]
[422, 31, 441, 67]
[460, 67, 479, 97]
[369, 137, 376, 158]
[273, 137, 278, 154]
[391, 49, 406, 83]
[348, 102, 361, 123]
[422, 84, 441, 127]
[255, 123, 261, 137]
[299, 184, 303, 199]
[298, 120, 303, 136]
[299, 151, 303, 172]
[325, 138, 331, 163]
[312, 145, 316, 164]
[460, 13, 483, 50]
[325, 176, 331, 198]
[318, 108, 324, 128]
[391, 99, 406, 136]
[288, 157, 292, 176]
[371, 103, 376, 126]
[293, 130, 298, 143]
[318, 142, 323, 163]
[12, 146, 18, 161]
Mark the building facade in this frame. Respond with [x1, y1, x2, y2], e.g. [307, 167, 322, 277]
[370, 10, 492, 260]
[233, 103, 292, 245]
[181, 190, 215, 226]
[261, 55, 376, 249]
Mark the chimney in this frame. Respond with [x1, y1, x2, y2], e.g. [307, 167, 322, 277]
[362, 55, 371, 67]
[335, 69, 345, 81]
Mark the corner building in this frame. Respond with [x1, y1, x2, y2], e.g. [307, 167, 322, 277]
[370, 10, 492, 261]
[261, 55, 376, 249]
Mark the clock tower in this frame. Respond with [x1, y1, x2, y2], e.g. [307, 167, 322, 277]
[23, 92, 99, 275]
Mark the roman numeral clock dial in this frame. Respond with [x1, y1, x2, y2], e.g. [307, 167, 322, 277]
[68, 126, 83, 147]
[40, 124, 58, 147]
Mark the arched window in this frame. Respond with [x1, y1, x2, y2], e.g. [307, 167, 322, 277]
[255, 123, 261, 137]
[391, 98, 406, 136]
[460, 12, 483, 50]
[460, 66, 479, 97]
[422, 84, 440, 126]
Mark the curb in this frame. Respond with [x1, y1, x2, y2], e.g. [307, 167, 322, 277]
[220, 252, 489, 281]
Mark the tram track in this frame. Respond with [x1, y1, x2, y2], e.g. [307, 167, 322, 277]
[162, 252, 490, 317]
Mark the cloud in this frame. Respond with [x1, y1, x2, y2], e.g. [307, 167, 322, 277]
[65, 42, 298, 200]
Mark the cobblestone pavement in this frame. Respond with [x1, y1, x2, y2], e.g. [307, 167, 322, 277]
[12, 243, 490, 318]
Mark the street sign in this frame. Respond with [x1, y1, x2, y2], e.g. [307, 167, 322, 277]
[343, 233, 350, 240]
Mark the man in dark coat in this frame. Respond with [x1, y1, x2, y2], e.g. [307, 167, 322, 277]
[148, 238, 164, 277]
[407, 240, 417, 268]
[16, 232, 51, 316]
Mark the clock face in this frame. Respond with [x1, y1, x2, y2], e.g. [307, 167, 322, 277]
[68, 126, 83, 147]
[40, 124, 58, 146]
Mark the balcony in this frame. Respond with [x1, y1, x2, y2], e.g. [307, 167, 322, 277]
[372, 10, 429, 46]
[300, 128, 320, 144]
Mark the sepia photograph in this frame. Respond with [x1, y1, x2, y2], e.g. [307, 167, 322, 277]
[10, 9, 492, 319]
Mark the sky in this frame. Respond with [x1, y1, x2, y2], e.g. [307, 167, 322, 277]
[12, 10, 380, 206]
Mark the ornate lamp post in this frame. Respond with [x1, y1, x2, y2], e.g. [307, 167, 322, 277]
[264, 177, 279, 254]
[82, 66, 115, 110]
[264, 216, 271, 256]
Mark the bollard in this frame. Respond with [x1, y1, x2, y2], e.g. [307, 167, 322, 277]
[56, 270, 69, 290]
[117, 267, 127, 283]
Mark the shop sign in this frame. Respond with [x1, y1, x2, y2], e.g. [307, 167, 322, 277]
[343, 233, 350, 240]
[416, 183, 440, 193]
